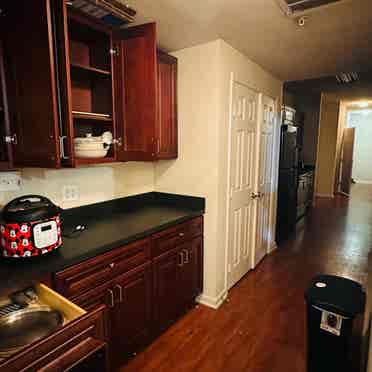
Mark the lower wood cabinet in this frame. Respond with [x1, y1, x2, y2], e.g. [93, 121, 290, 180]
[109, 263, 152, 368]
[54, 216, 204, 370]
[153, 236, 203, 334]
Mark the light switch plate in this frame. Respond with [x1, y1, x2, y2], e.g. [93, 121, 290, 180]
[0, 172, 22, 191]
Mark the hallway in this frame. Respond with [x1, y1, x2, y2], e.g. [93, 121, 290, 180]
[120, 186, 372, 372]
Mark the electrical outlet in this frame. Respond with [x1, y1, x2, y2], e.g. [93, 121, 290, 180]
[0, 172, 22, 191]
[62, 185, 79, 202]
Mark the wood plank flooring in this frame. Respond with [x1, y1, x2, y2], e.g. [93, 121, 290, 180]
[119, 184, 372, 372]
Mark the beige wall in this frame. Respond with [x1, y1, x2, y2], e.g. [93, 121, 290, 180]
[0, 163, 155, 209]
[155, 40, 221, 301]
[155, 39, 282, 308]
[314, 94, 340, 197]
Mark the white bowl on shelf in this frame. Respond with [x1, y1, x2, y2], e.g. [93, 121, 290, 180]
[75, 148, 109, 159]
[74, 132, 112, 158]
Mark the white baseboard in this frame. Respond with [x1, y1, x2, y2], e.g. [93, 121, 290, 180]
[354, 179, 372, 185]
[197, 289, 228, 309]
[268, 241, 278, 254]
[315, 193, 334, 198]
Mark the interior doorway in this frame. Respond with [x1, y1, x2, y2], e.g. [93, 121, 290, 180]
[346, 108, 372, 185]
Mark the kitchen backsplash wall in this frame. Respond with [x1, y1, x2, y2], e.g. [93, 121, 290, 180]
[0, 162, 155, 209]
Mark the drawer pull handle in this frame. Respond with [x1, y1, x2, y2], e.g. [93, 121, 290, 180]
[179, 232, 185, 238]
[109, 263, 115, 269]
[183, 249, 190, 264]
[115, 284, 123, 303]
[107, 289, 115, 308]
[178, 251, 184, 267]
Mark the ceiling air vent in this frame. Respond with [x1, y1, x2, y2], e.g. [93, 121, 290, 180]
[276, 0, 348, 17]
[335, 72, 359, 84]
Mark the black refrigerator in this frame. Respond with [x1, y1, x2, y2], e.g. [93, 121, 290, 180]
[276, 124, 300, 243]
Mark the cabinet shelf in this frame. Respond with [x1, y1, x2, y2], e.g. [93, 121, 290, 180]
[72, 111, 112, 122]
[75, 157, 115, 166]
[70, 63, 111, 77]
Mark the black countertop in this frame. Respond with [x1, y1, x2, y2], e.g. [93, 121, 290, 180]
[0, 192, 205, 296]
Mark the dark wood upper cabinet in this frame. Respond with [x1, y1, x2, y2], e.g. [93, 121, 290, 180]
[114, 23, 178, 161]
[157, 51, 178, 159]
[114, 23, 158, 161]
[2, 0, 62, 168]
[1, 4, 177, 168]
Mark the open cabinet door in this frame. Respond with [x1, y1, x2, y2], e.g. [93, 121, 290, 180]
[0, 40, 14, 170]
[114, 23, 157, 161]
[2, 0, 63, 168]
[339, 127, 355, 196]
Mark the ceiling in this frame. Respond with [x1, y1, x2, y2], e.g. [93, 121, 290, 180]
[285, 70, 372, 94]
[123, 0, 372, 81]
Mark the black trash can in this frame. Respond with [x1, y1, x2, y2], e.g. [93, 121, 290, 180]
[305, 275, 365, 372]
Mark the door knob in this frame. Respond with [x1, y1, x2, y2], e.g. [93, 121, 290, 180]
[251, 192, 260, 199]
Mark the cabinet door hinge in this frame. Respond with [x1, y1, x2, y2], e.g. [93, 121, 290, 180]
[113, 137, 123, 147]
[59, 136, 69, 160]
[109, 47, 119, 57]
[4, 134, 17, 144]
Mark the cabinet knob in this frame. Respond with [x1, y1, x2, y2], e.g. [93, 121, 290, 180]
[109, 263, 115, 269]
[179, 232, 185, 238]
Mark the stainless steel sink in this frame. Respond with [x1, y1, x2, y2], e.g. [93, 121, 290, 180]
[0, 305, 63, 358]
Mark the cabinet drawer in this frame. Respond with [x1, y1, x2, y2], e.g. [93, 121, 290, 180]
[0, 284, 107, 372]
[152, 217, 203, 258]
[55, 238, 151, 298]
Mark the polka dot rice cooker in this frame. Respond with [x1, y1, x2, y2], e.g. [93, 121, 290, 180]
[0, 195, 62, 258]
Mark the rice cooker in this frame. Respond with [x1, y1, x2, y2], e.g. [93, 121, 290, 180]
[0, 195, 62, 258]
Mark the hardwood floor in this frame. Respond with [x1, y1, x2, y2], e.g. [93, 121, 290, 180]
[119, 185, 372, 372]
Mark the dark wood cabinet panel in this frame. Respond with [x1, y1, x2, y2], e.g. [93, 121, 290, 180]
[153, 247, 183, 333]
[156, 51, 178, 159]
[178, 237, 203, 308]
[114, 23, 157, 161]
[0, 40, 13, 170]
[153, 236, 203, 334]
[2, 0, 61, 168]
[110, 263, 152, 368]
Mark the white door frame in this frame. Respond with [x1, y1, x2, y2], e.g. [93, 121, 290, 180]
[224, 73, 280, 291]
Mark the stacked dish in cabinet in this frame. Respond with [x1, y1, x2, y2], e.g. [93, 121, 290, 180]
[74, 131, 113, 159]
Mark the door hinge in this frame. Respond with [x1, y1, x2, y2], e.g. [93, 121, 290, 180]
[4, 134, 17, 144]
[59, 136, 69, 160]
[109, 47, 119, 57]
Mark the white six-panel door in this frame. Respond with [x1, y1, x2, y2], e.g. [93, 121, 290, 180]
[227, 82, 259, 288]
[254, 95, 276, 266]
